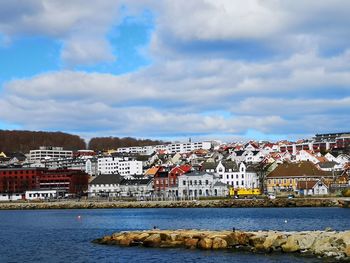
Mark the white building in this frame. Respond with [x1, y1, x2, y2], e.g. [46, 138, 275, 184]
[25, 189, 59, 200]
[117, 141, 212, 154]
[97, 157, 142, 176]
[0, 193, 23, 201]
[177, 171, 228, 198]
[202, 161, 260, 190]
[88, 174, 153, 198]
[29, 147, 73, 162]
[214, 161, 259, 189]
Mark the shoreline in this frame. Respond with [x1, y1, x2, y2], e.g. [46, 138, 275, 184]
[93, 229, 350, 261]
[0, 198, 345, 210]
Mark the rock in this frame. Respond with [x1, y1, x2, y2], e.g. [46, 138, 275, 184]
[212, 237, 228, 249]
[262, 233, 287, 252]
[185, 238, 199, 249]
[281, 235, 300, 253]
[249, 234, 267, 251]
[143, 234, 161, 247]
[134, 233, 150, 242]
[344, 245, 350, 257]
[198, 238, 213, 250]
[119, 238, 132, 246]
[228, 231, 250, 246]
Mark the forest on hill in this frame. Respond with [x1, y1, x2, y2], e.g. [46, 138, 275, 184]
[0, 130, 166, 153]
[88, 137, 166, 151]
[0, 130, 86, 153]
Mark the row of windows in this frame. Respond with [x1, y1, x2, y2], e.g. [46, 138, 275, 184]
[182, 180, 209, 186]
[268, 179, 295, 184]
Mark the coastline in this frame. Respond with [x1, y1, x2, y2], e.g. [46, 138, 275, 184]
[0, 197, 344, 210]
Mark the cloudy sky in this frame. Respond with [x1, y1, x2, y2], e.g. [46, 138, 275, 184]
[0, 1, 349, 142]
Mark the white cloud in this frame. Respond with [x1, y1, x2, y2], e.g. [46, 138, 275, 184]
[0, 49, 349, 138]
[0, 1, 350, 139]
[0, 0, 121, 65]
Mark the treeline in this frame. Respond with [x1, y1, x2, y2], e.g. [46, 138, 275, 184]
[0, 130, 166, 153]
[88, 137, 166, 151]
[0, 130, 86, 153]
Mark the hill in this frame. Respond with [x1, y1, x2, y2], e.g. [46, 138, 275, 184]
[88, 137, 166, 151]
[0, 130, 86, 153]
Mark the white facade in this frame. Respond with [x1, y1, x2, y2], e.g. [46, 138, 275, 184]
[97, 157, 142, 176]
[29, 147, 73, 162]
[25, 190, 58, 200]
[0, 193, 23, 201]
[117, 141, 212, 154]
[177, 172, 227, 198]
[216, 162, 259, 189]
[295, 150, 320, 164]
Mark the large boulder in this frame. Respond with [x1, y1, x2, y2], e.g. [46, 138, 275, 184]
[227, 231, 250, 246]
[198, 238, 213, 250]
[143, 234, 161, 247]
[281, 235, 300, 253]
[263, 233, 287, 251]
[212, 237, 228, 249]
[185, 238, 199, 249]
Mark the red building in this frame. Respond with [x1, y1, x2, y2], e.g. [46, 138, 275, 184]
[153, 165, 192, 196]
[0, 168, 89, 196]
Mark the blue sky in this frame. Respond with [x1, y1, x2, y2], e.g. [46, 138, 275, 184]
[0, 1, 349, 142]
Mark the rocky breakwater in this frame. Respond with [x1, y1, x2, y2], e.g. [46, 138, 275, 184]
[93, 229, 350, 261]
[0, 198, 340, 210]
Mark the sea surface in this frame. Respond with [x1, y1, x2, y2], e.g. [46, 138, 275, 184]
[0, 207, 349, 263]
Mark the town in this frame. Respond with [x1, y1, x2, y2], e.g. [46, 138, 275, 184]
[0, 132, 349, 201]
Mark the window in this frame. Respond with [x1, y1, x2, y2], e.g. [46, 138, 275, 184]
[205, 180, 209, 185]
[183, 181, 186, 186]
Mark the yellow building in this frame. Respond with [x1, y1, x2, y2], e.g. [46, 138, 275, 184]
[0, 152, 6, 158]
[266, 161, 332, 194]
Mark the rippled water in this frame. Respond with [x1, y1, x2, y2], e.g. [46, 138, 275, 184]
[0, 207, 349, 262]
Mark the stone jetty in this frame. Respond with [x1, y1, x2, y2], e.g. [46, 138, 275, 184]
[0, 198, 341, 210]
[93, 229, 350, 261]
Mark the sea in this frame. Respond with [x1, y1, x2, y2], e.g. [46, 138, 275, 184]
[0, 207, 349, 262]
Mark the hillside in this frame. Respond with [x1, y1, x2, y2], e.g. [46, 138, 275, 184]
[0, 130, 86, 153]
[88, 137, 166, 151]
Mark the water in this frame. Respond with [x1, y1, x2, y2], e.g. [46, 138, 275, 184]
[0, 207, 349, 262]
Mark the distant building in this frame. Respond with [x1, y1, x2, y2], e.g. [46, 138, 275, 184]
[29, 146, 73, 162]
[97, 157, 142, 176]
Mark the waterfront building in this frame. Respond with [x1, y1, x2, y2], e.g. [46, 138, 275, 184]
[266, 161, 333, 194]
[0, 168, 89, 199]
[177, 171, 228, 198]
[88, 174, 153, 198]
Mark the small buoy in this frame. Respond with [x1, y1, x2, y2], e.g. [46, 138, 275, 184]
[77, 215, 81, 219]
[284, 220, 288, 223]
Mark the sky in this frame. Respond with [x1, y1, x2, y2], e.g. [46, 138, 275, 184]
[0, 0, 349, 142]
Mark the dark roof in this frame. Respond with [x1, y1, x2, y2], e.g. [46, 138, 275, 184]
[222, 161, 238, 171]
[120, 178, 152, 185]
[246, 164, 260, 172]
[234, 150, 245, 156]
[201, 162, 217, 170]
[90, 174, 123, 185]
[136, 155, 150, 161]
[267, 161, 328, 178]
[183, 171, 215, 177]
[318, 161, 339, 168]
